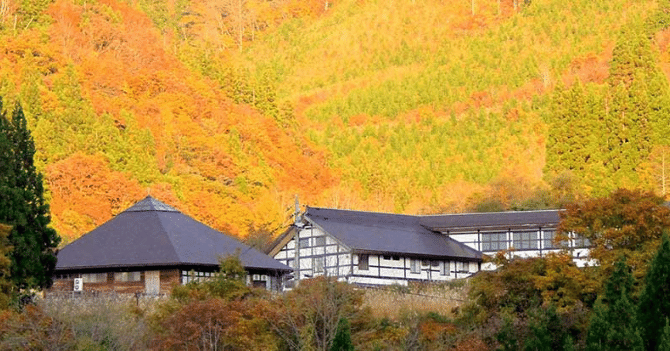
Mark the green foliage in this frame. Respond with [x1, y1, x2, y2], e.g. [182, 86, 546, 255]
[330, 317, 354, 351]
[171, 254, 255, 303]
[0, 99, 60, 290]
[524, 305, 572, 351]
[638, 234, 670, 351]
[586, 257, 643, 351]
[659, 318, 670, 351]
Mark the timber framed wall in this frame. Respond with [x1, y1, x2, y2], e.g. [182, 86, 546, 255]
[273, 225, 480, 287]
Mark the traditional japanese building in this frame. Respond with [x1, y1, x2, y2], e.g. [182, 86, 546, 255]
[268, 206, 590, 287]
[52, 196, 291, 295]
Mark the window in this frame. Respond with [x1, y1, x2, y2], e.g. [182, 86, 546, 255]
[299, 238, 310, 248]
[430, 261, 439, 267]
[181, 271, 216, 284]
[392, 256, 400, 261]
[114, 272, 141, 282]
[512, 231, 538, 250]
[470, 262, 477, 272]
[410, 259, 420, 274]
[383, 255, 391, 260]
[314, 257, 325, 273]
[481, 232, 508, 251]
[440, 261, 450, 276]
[286, 259, 294, 268]
[574, 235, 591, 248]
[358, 254, 369, 270]
[314, 236, 326, 246]
[82, 273, 107, 283]
[543, 230, 568, 249]
[543, 230, 557, 249]
[456, 262, 465, 272]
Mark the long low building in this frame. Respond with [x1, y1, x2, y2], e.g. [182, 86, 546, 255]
[268, 206, 590, 287]
[53, 196, 292, 295]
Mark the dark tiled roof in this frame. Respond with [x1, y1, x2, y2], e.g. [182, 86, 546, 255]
[419, 210, 561, 232]
[305, 207, 482, 261]
[56, 196, 291, 272]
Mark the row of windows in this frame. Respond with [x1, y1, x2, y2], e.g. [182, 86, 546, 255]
[358, 255, 473, 276]
[479, 231, 590, 252]
[67, 272, 142, 283]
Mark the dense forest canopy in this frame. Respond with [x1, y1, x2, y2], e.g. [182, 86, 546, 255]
[0, 0, 669, 243]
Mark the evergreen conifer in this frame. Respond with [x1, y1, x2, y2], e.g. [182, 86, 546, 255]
[638, 234, 670, 351]
[658, 318, 670, 351]
[586, 257, 643, 351]
[0, 99, 60, 290]
[330, 317, 354, 351]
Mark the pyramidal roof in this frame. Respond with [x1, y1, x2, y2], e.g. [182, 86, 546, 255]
[55, 196, 290, 272]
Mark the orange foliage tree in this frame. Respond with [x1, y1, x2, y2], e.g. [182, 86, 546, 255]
[46, 152, 144, 242]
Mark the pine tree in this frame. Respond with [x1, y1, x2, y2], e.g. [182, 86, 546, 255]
[0, 99, 60, 290]
[586, 257, 643, 351]
[638, 234, 670, 351]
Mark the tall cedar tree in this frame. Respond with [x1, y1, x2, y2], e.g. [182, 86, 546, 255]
[558, 188, 670, 285]
[638, 234, 670, 351]
[586, 257, 643, 351]
[0, 100, 60, 290]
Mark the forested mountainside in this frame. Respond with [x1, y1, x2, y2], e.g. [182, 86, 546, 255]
[0, 0, 669, 243]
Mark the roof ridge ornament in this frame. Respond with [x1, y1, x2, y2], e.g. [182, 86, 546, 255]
[124, 196, 179, 213]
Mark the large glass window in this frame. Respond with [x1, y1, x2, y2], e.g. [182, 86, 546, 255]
[314, 236, 326, 246]
[512, 231, 538, 250]
[481, 232, 508, 251]
[543, 230, 568, 249]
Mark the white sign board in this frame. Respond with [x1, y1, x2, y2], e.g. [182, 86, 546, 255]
[73, 278, 83, 292]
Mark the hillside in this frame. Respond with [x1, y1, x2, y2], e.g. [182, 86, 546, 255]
[0, 0, 668, 243]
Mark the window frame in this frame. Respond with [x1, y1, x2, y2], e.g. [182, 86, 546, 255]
[410, 259, 420, 274]
[512, 231, 539, 250]
[480, 231, 508, 251]
[358, 254, 369, 271]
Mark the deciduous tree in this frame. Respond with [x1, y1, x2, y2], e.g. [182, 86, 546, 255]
[558, 188, 670, 285]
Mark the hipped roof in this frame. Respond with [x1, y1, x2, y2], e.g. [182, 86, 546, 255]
[55, 196, 291, 272]
[304, 207, 483, 261]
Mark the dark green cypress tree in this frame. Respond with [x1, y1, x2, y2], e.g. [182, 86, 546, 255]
[586, 257, 643, 351]
[0, 99, 60, 290]
[638, 234, 670, 351]
[330, 317, 354, 351]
